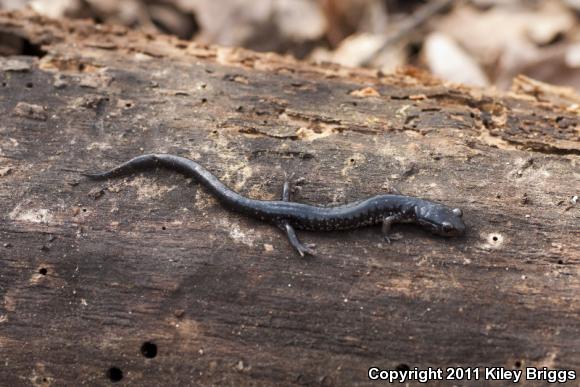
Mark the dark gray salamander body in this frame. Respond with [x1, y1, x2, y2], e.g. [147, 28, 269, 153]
[84, 154, 466, 256]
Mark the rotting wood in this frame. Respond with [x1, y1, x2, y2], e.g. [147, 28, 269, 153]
[0, 10, 578, 386]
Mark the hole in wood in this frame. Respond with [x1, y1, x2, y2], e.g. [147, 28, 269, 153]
[106, 367, 123, 382]
[26, 82, 33, 88]
[395, 363, 410, 371]
[161, 226, 166, 230]
[487, 233, 504, 247]
[141, 341, 158, 358]
[38, 267, 47, 275]
[515, 360, 522, 368]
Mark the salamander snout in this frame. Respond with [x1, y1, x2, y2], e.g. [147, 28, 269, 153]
[440, 219, 465, 236]
[415, 204, 466, 237]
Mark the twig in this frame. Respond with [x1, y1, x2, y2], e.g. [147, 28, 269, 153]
[360, 0, 454, 67]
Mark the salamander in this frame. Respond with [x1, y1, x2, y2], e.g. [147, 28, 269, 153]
[84, 154, 466, 256]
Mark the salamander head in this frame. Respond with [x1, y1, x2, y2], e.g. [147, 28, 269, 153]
[414, 202, 466, 237]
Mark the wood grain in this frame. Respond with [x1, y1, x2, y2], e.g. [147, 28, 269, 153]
[0, 10, 578, 386]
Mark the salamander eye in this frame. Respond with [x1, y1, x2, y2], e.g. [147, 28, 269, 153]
[452, 208, 463, 217]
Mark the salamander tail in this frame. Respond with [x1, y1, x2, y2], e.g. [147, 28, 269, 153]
[81, 154, 161, 180]
[81, 172, 108, 180]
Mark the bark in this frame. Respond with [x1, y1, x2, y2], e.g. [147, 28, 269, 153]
[0, 10, 578, 386]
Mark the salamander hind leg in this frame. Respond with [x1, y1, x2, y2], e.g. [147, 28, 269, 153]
[382, 214, 402, 244]
[281, 174, 308, 202]
[388, 186, 402, 195]
[282, 222, 316, 257]
[282, 181, 290, 202]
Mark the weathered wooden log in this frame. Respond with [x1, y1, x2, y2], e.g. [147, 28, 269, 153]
[0, 10, 578, 386]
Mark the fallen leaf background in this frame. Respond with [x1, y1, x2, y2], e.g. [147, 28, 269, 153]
[1, 0, 578, 90]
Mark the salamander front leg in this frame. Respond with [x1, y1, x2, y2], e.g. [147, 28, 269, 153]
[282, 222, 315, 257]
[382, 214, 402, 244]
